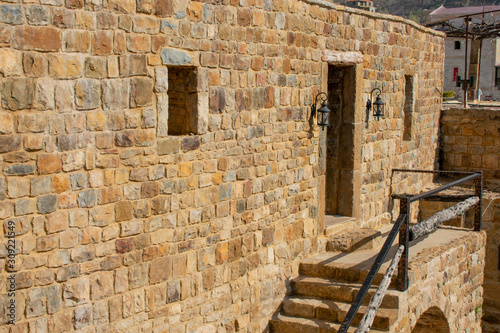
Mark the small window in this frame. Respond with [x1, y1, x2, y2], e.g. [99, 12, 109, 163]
[403, 75, 415, 141]
[454, 41, 461, 49]
[496, 67, 500, 87]
[167, 66, 202, 135]
[498, 244, 500, 270]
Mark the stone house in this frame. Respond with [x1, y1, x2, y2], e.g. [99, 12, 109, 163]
[0, 0, 491, 331]
[425, 5, 500, 101]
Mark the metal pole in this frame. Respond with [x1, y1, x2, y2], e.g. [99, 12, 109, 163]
[464, 16, 469, 109]
[474, 171, 483, 231]
[397, 198, 410, 291]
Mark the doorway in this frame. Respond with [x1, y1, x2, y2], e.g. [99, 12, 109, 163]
[324, 65, 359, 218]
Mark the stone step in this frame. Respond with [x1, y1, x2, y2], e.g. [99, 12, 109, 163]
[326, 228, 382, 252]
[292, 276, 400, 309]
[299, 255, 393, 286]
[302, 224, 399, 284]
[270, 313, 388, 333]
[281, 297, 398, 331]
[324, 215, 356, 237]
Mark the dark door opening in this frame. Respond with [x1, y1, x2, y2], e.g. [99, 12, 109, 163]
[325, 65, 356, 217]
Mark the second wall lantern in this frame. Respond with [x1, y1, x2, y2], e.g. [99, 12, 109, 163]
[311, 92, 331, 130]
[366, 88, 385, 120]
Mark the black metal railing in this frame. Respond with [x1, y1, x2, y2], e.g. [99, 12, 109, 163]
[338, 169, 482, 333]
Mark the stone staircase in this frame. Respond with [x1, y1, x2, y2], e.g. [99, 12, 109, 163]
[270, 218, 400, 333]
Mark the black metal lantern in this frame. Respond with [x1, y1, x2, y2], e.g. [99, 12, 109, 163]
[311, 92, 330, 130]
[366, 88, 384, 120]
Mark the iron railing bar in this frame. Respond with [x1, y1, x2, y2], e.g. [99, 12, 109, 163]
[391, 193, 475, 202]
[408, 173, 481, 203]
[338, 214, 407, 333]
[392, 169, 478, 175]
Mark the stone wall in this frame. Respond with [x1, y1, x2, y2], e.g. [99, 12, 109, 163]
[0, 0, 444, 331]
[440, 108, 500, 190]
[435, 107, 500, 332]
[420, 193, 500, 333]
[401, 230, 486, 333]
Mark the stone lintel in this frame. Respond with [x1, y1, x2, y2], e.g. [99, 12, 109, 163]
[322, 51, 363, 65]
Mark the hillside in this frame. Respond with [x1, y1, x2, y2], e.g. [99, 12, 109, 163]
[373, 0, 500, 23]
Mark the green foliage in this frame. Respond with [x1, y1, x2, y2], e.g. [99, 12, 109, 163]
[442, 91, 456, 98]
[475, 305, 482, 320]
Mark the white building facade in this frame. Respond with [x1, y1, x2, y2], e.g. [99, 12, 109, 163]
[426, 5, 500, 101]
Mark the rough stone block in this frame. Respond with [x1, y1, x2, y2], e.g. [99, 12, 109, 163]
[49, 53, 82, 79]
[156, 0, 174, 17]
[0, 135, 21, 153]
[115, 130, 135, 147]
[96, 12, 117, 29]
[75, 79, 101, 110]
[15, 198, 37, 216]
[85, 112, 105, 132]
[4, 163, 36, 176]
[109, 0, 135, 14]
[115, 201, 134, 221]
[46, 210, 69, 233]
[158, 138, 180, 155]
[26, 287, 46, 318]
[92, 30, 113, 55]
[149, 257, 171, 284]
[60, 229, 79, 248]
[167, 280, 180, 302]
[78, 189, 97, 208]
[181, 136, 200, 152]
[0, 5, 23, 25]
[85, 57, 107, 79]
[22, 52, 47, 77]
[37, 153, 62, 175]
[0, 49, 22, 77]
[119, 54, 147, 77]
[1, 78, 34, 110]
[38, 194, 57, 214]
[13, 26, 61, 51]
[34, 78, 55, 110]
[90, 272, 114, 300]
[63, 30, 91, 52]
[102, 79, 129, 110]
[63, 277, 89, 306]
[55, 81, 75, 112]
[17, 113, 47, 133]
[37, 234, 59, 252]
[130, 77, 153, 107]
[157, 93, 168, 137]
[52, 8, 75, 28]
[0, 111, 13, 134]
[46, 284, 62, 314]
[26, 5, 50, 26]
[160, 48, 192, 65]
[31, 176, 51, 196]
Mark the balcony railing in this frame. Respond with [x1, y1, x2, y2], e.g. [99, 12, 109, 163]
[338, 169, 482, 333]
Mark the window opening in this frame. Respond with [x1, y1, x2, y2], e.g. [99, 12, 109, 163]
[495, 67, 500, 87]
[403, 75, 414, 141]
[454, 41, 461, 49]
[167, 66, 198, 135]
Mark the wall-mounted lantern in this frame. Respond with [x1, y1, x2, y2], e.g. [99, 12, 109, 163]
[366, 88, 385, 120]
[311, 92, 330, 130]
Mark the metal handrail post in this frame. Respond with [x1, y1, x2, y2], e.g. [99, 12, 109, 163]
[397, 197, 410, 291]
[474, 171, 483, 231]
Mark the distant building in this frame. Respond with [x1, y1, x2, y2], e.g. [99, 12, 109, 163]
[346, 0, 376, 13]
[425, 5, 500, 101]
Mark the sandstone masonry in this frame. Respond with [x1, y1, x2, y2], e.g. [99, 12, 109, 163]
[0, 0, 445, 331]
